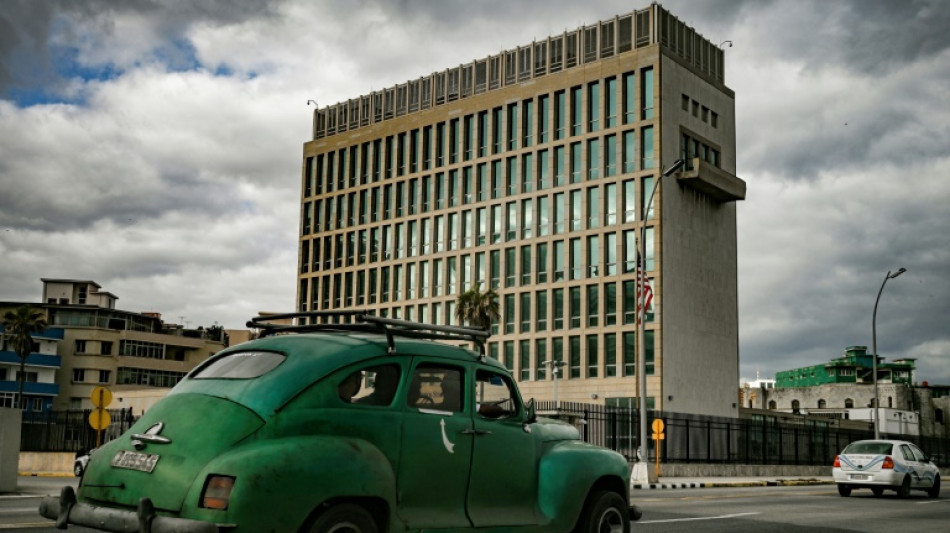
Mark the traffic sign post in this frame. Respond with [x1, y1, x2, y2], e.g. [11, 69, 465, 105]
[651, 419, 665, 479]
[89, 387, 113, 447]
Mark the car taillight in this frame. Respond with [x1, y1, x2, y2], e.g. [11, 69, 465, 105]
[833, 455, 840, 468]
[201, 475, 236, 510]
[882, 456, 894, 469]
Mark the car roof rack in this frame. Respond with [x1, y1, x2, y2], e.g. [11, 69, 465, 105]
[246, 310, 490, 357]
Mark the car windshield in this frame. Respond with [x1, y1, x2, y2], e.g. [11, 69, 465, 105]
[192, 350, 286, 379]
[843, 441, 893, 455]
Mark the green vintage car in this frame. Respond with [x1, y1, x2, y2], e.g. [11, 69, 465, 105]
[42, 312, 635, 532]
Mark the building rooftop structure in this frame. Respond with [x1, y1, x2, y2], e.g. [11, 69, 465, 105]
[775, 345, 916, 389]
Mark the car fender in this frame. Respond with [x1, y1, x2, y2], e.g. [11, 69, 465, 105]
[536, 440, 630, 529]
[179, 435, 397, 532]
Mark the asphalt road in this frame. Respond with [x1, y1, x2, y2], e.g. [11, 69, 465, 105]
[2, 476, 947, 532]
[632, 483, 948, 532]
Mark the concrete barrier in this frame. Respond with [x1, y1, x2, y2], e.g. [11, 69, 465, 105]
[18, 452, 76, 477]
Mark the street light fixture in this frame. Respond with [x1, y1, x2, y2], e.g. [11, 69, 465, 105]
[871, 267, 906, 439]
[635, 159, 685, 483]
[544, 360, 567, 408]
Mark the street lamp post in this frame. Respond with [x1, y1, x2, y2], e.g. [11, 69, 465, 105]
[544, 360, 567, 408]
[635, 159, 684, 483]
[871, 267, 906, 440]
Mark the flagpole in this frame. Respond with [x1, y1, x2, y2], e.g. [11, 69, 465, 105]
[635, 159, 684, 485]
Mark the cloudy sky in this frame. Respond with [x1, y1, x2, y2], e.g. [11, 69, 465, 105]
[1, 0, 948, 385]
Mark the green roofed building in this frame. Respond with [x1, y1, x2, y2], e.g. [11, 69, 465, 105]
[775, 346, 916, 389]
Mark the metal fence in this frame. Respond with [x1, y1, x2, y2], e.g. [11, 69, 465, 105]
[20, 409, 138, 453]
[537, 401, 950, 467]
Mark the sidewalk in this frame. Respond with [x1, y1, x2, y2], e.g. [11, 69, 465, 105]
[633, 475, 835, 490]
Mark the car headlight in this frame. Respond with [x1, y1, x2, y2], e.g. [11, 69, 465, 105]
[200, 475, 236, 510]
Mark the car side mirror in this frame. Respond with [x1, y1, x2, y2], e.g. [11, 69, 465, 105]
[524, 398, 537, 425]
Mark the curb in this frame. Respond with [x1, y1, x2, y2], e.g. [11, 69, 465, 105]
[632, 479, 834, 490]
[17, 472, 75, 478]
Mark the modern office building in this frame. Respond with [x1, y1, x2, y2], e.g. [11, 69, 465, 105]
[1, 279, 226, 412]
[298, 4, 745, 417]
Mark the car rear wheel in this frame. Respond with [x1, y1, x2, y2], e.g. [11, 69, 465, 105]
[871, 487, 884, 497]
[927, 476, 940, 498]
[896, 475, 911, 498]
[836, 484, 851, 497]
[307, 503, 378, 533]
[573, 490, 629, 533]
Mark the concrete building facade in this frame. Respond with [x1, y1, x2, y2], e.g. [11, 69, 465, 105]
[298, 4, 745, 417]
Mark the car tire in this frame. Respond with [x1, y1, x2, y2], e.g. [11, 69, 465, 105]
[927, 476, 940, 498]
[896, 475, 911, 498]
[74, 463, 84, 477]
[573, 490, 629, 533]
[837, 484, 851, 497]
[308, 503, 378, 533]
[871, 487, 884, 497]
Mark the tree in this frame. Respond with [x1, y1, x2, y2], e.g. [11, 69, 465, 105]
[455, 284, 499, 331]
[2, 305, 48, 409]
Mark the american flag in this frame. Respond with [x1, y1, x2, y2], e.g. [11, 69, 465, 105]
[637, 256, 654, 322]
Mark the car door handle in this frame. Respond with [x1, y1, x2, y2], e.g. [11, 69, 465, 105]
[460, 429, 492, 436]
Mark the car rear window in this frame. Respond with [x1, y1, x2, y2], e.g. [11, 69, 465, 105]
[843, 441, 892, 455]
[193, 351, 285, 379]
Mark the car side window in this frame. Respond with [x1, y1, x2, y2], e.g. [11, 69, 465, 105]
[910, 444, 928, 462]
[407, 364, 463, 413]
[338, 364, 401, 406]
[899, 444, 916, 462]
[475, 369, 519, 419]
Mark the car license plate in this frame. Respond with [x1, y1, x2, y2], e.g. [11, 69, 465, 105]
[111, 450, 160, 473]
[849, 474, 869, 481]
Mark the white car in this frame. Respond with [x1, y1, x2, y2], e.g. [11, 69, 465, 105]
[833, 439, 941, 498]
[73, 448, 94, 477]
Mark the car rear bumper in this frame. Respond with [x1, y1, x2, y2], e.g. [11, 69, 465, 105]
[39, 486, 228, 533]
[832, 468, 902, 486]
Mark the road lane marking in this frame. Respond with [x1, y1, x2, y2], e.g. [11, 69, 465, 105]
[640, 511, 761, 523]
[916, 499, 948, 504]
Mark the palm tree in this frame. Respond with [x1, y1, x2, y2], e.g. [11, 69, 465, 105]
[455, 284, 499, 331]
[2, 305, 48, 409]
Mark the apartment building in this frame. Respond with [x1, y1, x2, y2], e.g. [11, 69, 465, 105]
[298, 4, 745, 417]
[1, 279, 226, 412]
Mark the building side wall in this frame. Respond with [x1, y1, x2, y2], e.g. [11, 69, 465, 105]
[658, 55, 738, 418]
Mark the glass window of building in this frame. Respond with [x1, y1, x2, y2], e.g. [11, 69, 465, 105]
[463, 210, 474, 247]
[463, 167, 474, 204]
[586, 334, 599, 378]
[571, 86, 583, 136]
[588, 81, 600, 132]
[522, 153, 533, 193]
[569, 286, 582, 328]
[462, 254, 473, 288]
[536, 290, 548, 331]
[552, 288, 564, 330]
[605, 282, 617, 325]
[448, 213, 459, 250]
[504, 294, 516, 334]
[522, 99, 534, 147]
[520, 292, 531, 333]
[571, 189, 582, 231]
[519, 339, 530, 381]
[490, 249, 500, 289]
[535, 339, 547, 380]
[505, 247, 516, 287]
[449, 169, 460, 207]
[623, 332, 636, 376]
[587, 137, 600, 180]
[538, 94, 550, 144]
[641, 67, 654, 120]
[570, 237, 582, 280]
[623, 179, 636, 223]
[646, 330, 655, 375]
[605, 77, 617, 128]
[536, 242, 549, 283]
[434, 215, 444, 253]
[587, 186, 600, 228]
[553, 240, 566, 282]
[538, 196, 550, 237]
[507, 157, 518, 194]
[521, 198, 533, 239]
[605, 183, 617, 225]
[605, 232, 617, 276]
[492, 204, 502, 244]
[433, 258, 443, 296]
[641, 126, 654, 169]
[605, 333, 617, 377]
[587, 284, 599, 327]
[587, 235, 600, 277]
[507, 102, 519, 151]
[447, 256, 458, 295]
[569, 336, 581, 379]
[554, 90, 566, 140]
[538, 149, 550, 190]
[553, 193, 566, 234]
[493, 107, 503, 154]
[520, 245, 532, 285]
[570, 142, 582, 183]
[605, 134, 617, 177]
[477, 163, 488, 202]
[506, 201, 518, 241]
[503, 340, 514, 371]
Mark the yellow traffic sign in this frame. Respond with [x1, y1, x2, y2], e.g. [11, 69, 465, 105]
[91, 386, 113, 408]
[89, 408, 112, 431]
[651, 419, 665, 434]
[653, 433, 665, 440]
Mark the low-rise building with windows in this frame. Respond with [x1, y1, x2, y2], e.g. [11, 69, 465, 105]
[1, 279, 226, 413]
